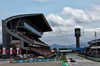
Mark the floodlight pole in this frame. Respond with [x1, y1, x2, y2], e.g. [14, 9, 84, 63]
[94, 32, 97, 40]
[94, 32, 97, 57]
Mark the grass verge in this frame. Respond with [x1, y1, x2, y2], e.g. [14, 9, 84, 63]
[60, 55, 67, 62]
[78, 55, 100, 62]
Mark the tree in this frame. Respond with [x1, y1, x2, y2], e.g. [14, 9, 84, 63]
[52, 47, 57, 52]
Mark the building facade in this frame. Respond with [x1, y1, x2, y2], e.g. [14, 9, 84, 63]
[79, 39, 100, 58]
[2, 14, 53, 58]
[88, 39, 100, 57]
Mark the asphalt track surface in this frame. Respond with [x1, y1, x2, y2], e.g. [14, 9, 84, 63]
[66, 53, 100, 66]
[0, 61, 62, 66]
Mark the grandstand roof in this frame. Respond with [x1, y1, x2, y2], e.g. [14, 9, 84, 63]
[5, 13, 52, 32]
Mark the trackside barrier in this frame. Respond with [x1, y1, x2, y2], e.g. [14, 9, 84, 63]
[42, 59, 46, 62]
[24, 60, 28, 63]
[57, 58, 59, 60]
[46, 59, 50, 62]
[34, 59, 38, 62]
[38, 59, 42, 62]
[18, 60, 24, 63]
[53, 59, 57, 61]
[28, 59, 33, 63]
[11, 60, 17, 63]
[10, 58, 59, 63]
[50, 59, 53, 61]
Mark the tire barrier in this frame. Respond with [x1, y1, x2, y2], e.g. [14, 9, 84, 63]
[10, 59, 60, 63]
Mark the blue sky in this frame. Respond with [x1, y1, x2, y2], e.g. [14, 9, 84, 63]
[0, 0, 100, 46]
[1, 0, 100, 17]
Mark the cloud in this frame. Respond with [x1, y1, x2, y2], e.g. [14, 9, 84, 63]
[62, 7, 91, 23]
[92, 5, 100, 12]
[35, 0, 51, 2]
[83, 28, 100, 36]
[46, 5, 100, 37]
[47, 14, 76, 27]
[46, 13, 83, 37]
[84, 28, 100, 32]
[62, 5, 100, 23]
[41, 5, 100, 45]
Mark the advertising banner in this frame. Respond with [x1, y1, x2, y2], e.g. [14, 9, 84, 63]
[14, 49, 16, 54]
[24, 60, 28, 63]
[38, 59, 42, 62]
[17, 48, 19, 54]
[3, 47, 5, 55]
[53, 59, 57, 61]
[42, 59, 46, 62]
[50, 59, 53, 61]
[28, 59, 33, 63]
[34, 59, 38, 62]
[10, 48, 12, 55]
[10, 58, 60, 64]
[46, 59, 50, 62]
[18, 60, 23, 63]
[7, 49, 9, 54]
[0, 49, 2, 54]
[12, 40, 20, 45]
[11, 60, 18, 63]
[20, 49, 22, 53]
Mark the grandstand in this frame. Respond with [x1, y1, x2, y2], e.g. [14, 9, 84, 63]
[2, 13, 55, 58]
[78, 39, 100, 58]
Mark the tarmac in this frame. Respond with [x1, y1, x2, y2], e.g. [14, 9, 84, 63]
[0, 61, 63, 66]
[66, 53, 100, 66]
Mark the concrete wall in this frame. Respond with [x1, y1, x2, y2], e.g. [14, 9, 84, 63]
[20, 40, 24, 48]
[2, 20, 11, 48]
